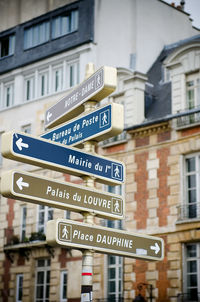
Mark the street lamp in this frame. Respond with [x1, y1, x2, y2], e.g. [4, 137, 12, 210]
[137, 283, 154, 302]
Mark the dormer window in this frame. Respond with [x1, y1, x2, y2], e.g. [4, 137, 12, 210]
[186, 73, 200, 110]
[24, 21, 50, 49]
[0, 34, 15, 58]
[52, 9, 78, 39]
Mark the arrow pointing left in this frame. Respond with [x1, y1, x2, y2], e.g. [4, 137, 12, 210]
[47, 111, 52, 122]
[16, 138, 29, 151]
[16, 177, 29, 190]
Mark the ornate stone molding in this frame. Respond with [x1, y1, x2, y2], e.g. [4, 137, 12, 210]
[128, 121, 170, 138]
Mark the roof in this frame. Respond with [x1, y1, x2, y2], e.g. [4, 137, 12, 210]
[127, 34, 200, 131]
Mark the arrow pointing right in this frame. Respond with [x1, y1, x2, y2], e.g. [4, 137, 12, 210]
[150, 242, 160, 254]
[16, 177, 29, 190]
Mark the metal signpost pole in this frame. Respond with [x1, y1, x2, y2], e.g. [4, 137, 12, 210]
[81, 63, 96, 302]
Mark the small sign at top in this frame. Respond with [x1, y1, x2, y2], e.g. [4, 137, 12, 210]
[44, 66, 117, 129]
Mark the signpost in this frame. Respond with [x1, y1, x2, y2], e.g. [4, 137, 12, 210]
[0, 64, 164, 302]
[47, 219, 164, 261]
[1, 131, 125, 185]
[44, 66, 117, 129]
[1, 170, 125, 220]
[41, 103, 124, 147]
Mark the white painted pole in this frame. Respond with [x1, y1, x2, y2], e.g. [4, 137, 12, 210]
[81, 63, 97, 302]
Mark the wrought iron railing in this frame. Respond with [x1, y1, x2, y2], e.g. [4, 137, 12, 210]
[177, 293, 200, 301]
[176, 106, 200, 128]
[95, 299, 131, 302]
[177, 203, 200, 221]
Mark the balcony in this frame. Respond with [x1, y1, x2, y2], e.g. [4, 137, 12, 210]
[175, 106, 200, 129]
[3, 229, 53, 262]
[177, 202, 200, 223]
[177, 293, 200, 302]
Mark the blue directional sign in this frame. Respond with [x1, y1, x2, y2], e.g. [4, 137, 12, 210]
[1, 132, 125, 185]
[41, 103, 123, 147]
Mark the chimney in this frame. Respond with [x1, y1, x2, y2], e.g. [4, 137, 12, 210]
[180, 0, 185, 10]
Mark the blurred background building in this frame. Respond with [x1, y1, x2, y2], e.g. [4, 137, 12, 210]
[0, 0, 200, 301]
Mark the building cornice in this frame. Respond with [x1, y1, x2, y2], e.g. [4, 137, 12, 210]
[127, 121, 170, 138]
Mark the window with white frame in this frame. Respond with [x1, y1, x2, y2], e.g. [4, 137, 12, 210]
[183, 154, 200, 220]
[20, 205, 27, 242]
[16, 274, 23, 302]
[68, 61, 79, 88]
[53, 65, 63, 92]
[24, 75, 35, 101]
[37, 205, 53, 234]
[38, 69, 49, 97]
[106, 185, 123, 300]
[0, 34, 15, 58]
[35, 258, 51, 302]
[24, 21, 50, 50]
[186, 73, 200, 110]
[183, 243, 200, 300]
[52, 10, 78, 39]
[107, 255, 123, 301]
[60, 271, 68, 302]
[3, 82, 14, 108]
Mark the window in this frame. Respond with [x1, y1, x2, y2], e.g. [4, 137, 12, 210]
[52, 10, 78, 39]
[35, 259, 51, 302]
[16, 274, 23, 302]
[0, 133, 3, 166]
[68, 61, 79, 88]
[21, 124, 31, 134]
[183, 243, 200, 300]
[3, 82, 14, 108]
[24, 75, 35, 101]
[38, 70, 49, 97]
[186, 74, 200, 110]
[60, 271, 68, 302]
[106, 185, 123, 300]
[20, 205, 27, 242]
[0, 35, 15, 58]
[24, 21, 50, 49]
[37, 205, 53, 233]
[53, 66, 63, 92]
[185, 73, 200, 124]
[65, 210, 71, 219]
[107, 255, 123, 301]
[183, 154, 200, 220]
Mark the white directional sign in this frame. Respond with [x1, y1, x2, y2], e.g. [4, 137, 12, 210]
[44, 66, 117, 129]
[1, 131, 125, 185]
[1, 170, 125, 219]
[41, 103, 124, 147]
[47, 219, 164, 261]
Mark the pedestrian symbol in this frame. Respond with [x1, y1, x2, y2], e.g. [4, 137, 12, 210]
[95, 69, 103, 89]
[62, 225, 69, 239]
[59, 223, 72, 242]
[112, 198, 122, 215]
[100, 109, 109, 128]
[111, 163, 123, 181]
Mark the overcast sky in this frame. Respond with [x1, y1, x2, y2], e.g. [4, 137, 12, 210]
[163, 0, 200, 29]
